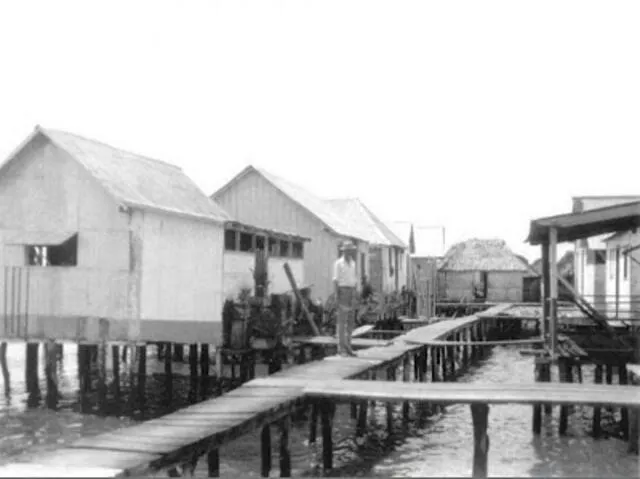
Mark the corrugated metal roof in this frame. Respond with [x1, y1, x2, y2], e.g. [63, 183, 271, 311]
[325, 199, 406, 247]
[39, 127, 231, 223]
[253, 167, 369, 241]
[439, 238, 529, 272]
[387, 222, 445, 257]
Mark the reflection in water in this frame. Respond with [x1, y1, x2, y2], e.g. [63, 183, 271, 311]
[0, 342, 638, 478]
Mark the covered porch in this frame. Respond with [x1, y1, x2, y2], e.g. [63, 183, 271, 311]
[527, 200, 640, 361]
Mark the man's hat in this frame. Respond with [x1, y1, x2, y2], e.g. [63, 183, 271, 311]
[339, 240, 357, 251]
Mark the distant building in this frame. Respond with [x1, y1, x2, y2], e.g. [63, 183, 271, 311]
[326, 199, 406, 294]
[212, 166, 372, 301]
[572, 196, 640, 312]
[438, 238, 530, 302]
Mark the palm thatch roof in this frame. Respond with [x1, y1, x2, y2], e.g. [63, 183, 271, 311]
[439, 238, 530, 272]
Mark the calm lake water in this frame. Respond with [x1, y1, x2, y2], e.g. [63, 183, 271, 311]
[0, 342, 638, 477]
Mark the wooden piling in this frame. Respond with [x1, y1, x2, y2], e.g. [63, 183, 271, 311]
[629, 407, 639, 454]
[309, 400, 318, 444]
[431, 347, 440, 414]
[357, 383, 369, 437]
[112, 345, 121, 400]
[402, 355, 411, 421]
[320, 400, 333, 471]
[260, 425, 271, 477]
[471, 403, 490, 479]
[462, 329, 469, 366]
[540, 358, 552, 415]
[174, 344, 184, 361]
[207, 449, 220, 477]
[559, 358, 573, 435]
[386, 365, 395, 433]
[97, 342, 107, 410]
[593, 364, 603, 438]
[441, 346, 448, 382]
[25, 342, 39, 388]
[280, 417, 291, 477]
[137, 345, 147, 415]
[44, 339, 58, 405]
[0, 342, 9, 396]
[619, 362, 629, 440]
[532, 358, 542, 435]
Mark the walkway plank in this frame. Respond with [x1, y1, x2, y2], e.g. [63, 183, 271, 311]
[298, 379, 640, 408]
[11, 448, 160, 475]
[0, 464, 122, 478]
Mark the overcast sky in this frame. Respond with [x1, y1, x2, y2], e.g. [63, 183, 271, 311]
[1, 1, 638, 261]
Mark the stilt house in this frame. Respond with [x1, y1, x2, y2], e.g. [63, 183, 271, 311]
[0, 126, 230, 344]
[212, 166, 371, 301]
[438, 238, 530, 302]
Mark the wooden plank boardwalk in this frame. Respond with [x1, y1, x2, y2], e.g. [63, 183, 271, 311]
[248, 377, 640, 408]
[1, 303, 636, 477]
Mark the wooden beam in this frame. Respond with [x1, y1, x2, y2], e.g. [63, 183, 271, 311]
[470, 403, 490, 479]
[541, 241, 550, 343]
[549, 228, 558, 357]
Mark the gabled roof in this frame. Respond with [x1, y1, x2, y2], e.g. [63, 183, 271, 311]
[387, 222, 446, 257]
[439, 238, 530, 272]
[0, 126, 231, 224]
[212, 165, 369, 241]
[325, 198, 406, 248]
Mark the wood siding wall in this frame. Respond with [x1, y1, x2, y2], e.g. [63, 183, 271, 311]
[215, 170, 368, 301]
[0, 136, 134, 324]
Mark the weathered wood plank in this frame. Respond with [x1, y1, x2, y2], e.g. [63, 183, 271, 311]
[0, 463, 122, 478]
[16, 448, 161, 474]
[296, 379, 640, 408]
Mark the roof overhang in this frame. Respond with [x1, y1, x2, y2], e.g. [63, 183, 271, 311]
[527, 201, 640, 245]
[4, 231, 76, 246]
[225, 221, 311, 243]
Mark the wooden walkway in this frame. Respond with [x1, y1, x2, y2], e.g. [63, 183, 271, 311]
[1, 303, 635, 477]
[247, 377, 640, 408]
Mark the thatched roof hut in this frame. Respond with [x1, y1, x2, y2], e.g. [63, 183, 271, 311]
[439, 238, 531, 272]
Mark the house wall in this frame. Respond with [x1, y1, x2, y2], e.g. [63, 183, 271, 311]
[486, 271, 525, 302]
[222, 251, 304, 299]
[604, 231, 640, 319]
[215, 170, 368, 301]
[138, 211, 225, 340]
[0, 134, 134, 337]
[438, 271, 474, 301]
[572, 197, 640, 309]
[369, 247, 384, 293]
[369, 245, 404, 294]
[438, 270, 524, 302]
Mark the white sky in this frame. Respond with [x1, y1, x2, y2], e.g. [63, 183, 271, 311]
[1, 1, 638, 261]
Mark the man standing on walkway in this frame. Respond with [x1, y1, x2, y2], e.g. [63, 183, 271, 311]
[333, 240, 359, 357]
